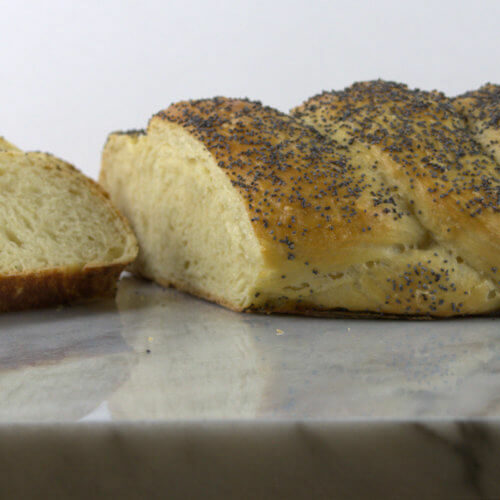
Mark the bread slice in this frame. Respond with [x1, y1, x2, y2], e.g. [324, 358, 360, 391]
[0, 144, 138, 311]
[100, 97, 499, 317]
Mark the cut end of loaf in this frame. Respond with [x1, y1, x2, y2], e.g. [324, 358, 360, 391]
[101, 120, 264, 310]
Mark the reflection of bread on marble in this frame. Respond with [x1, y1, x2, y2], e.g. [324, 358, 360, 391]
[108, 277, 267, 419]
[101, 93, 499, 317]
[0, 140, 138, 311]
[0, 356, 130, 422]
[258, 319, 500, 418]
[0, 304, 131, 422]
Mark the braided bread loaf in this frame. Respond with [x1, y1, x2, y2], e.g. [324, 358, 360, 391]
[101, 84, 500, 317]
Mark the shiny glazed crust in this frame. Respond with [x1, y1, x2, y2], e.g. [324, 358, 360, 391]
[152, 98, 420, 268]
[292, 81, 500, 278]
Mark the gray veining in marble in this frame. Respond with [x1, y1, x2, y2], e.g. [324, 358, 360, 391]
[0, 275, 499, 422]
[1, 421, 500, 499]
[1, 276, 500, 498]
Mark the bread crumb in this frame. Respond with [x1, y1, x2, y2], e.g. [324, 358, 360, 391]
[276, 328, 284, 335]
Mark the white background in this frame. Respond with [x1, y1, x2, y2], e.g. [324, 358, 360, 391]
[1, 0, 499, 179]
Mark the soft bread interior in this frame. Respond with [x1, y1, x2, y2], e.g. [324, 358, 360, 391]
[0, 150, 137, 275]
[101, 125, 265, 309]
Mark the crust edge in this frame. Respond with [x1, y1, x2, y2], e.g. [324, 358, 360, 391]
[0, 264, 126, 312]
[133, 273, 499, 320]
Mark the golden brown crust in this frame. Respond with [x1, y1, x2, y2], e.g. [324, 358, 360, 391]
[0, 264, 124, 312]
[453, 84, 500, 128]
[453, 84, 500, 164]
[293, 81, 499, 217]
[151, 97, 418, 268]
[292, 81, 500, 284]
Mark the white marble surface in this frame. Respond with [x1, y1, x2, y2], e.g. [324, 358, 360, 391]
[1, 276, 500, 498]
